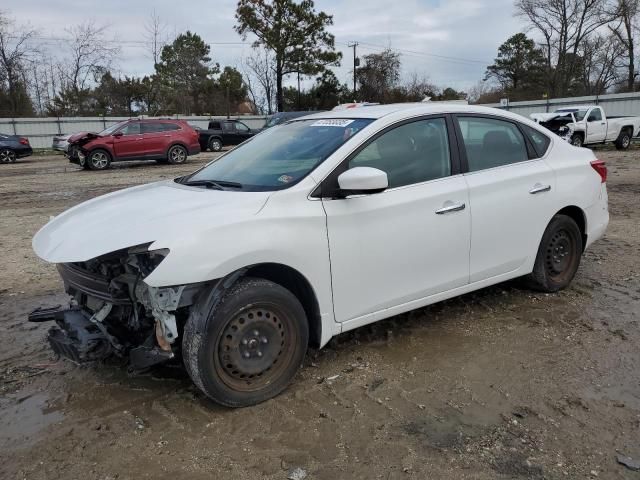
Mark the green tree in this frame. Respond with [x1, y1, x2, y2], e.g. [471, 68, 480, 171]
[235, 0, 341, 112]
[155, 31, 219, 114]
[356, 48, 401, 103]
[484, 33, 546, 100]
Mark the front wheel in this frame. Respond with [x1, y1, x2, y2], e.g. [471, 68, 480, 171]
[526, 214, 583, 292]
[615, 130, 632, 150]
[182, 277, 309, 407]
[87, 149, 111, 170]
[209, 138, 223, 152]
[570, 134, 584, 148]
[0, 148, 16, 163]
[167, 145, 187, 164]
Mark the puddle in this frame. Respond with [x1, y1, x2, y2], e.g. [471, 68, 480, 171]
[0, 391, 63, 452]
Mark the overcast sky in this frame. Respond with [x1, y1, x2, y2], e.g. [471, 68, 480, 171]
[3, 0, 526, 91]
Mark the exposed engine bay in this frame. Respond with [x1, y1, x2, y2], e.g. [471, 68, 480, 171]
[28, 244, 211, 370]
[531, 112, 575, 139]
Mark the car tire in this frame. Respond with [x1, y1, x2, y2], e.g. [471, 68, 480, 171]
[182, 277, 309, 407]
[167, 145, 187, 164]
[87, 149, 111, 170]
[570, 134, 584, 148]
[615, 129, 632, 150]
[526, 214, 583, 293]
[0, 148, 16, 163]
[209, 138, 223, 152]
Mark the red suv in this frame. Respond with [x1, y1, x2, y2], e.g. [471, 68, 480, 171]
[68, 119, 201, 170]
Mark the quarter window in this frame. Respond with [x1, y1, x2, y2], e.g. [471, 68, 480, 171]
[522, 124, 551, 157]
[457, 117, 529, 172]
[348, 118, 451, 188]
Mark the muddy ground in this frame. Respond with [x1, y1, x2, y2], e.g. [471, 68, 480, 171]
[0, 149, 639, 480]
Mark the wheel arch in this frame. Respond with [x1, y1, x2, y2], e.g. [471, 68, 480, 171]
[167, 141, 188, 152]
[555, 205, 587, 251]
[242, 263, 323, 348]
[86, 146, 114, 160]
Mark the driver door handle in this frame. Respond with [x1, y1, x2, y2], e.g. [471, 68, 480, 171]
[529, 184, 551, 194]
[435, 203, 466, 215]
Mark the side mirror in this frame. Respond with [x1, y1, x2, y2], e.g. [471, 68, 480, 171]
[337, 167, 388, 195]
[113, 131, 124, 137]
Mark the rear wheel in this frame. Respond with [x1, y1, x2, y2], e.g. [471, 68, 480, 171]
[209, 138, 222, 152]
[527, 214, 583, 292]
[615, 129, 632, 150]
[87, 149, 111, 170]
[182, 277, 309, 407]
[0, 148, 16, 163]
[167, 145, 187, 164]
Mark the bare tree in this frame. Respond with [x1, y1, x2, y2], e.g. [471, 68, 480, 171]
[243, 47, 276, 114]
[0, 12, 37, 115]
[580, 33, 626, 93]
[516, 0, 614, 96]
[144, 10, 168, 66]
[63, 21, 120, 95]
[608, 0, 640, 90]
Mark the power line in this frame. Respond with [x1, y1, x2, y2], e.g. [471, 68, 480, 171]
[336, 40, 491, 66]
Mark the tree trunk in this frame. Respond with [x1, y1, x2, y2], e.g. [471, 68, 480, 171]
[629, 43, 635, 92]
[276, 62, 283, 113]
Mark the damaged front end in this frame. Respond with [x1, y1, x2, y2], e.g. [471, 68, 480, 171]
[530, 113, 575, 142]
[29, 244, 209, 370]
[65, 132, 98, 163]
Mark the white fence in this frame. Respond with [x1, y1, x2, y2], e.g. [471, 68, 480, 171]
[480, 91, 640, 118]
[0, 115, 268, 149]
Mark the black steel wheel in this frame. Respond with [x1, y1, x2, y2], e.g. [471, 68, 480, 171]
[167, 145, 187, 164]
[182, 277, 308, 407]
[527, 214, 583, 292]
[209, 138, 223, 152]
[0, 148, 16, 163]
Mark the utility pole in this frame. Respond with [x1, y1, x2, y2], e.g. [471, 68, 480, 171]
[348, 42, 359, 100]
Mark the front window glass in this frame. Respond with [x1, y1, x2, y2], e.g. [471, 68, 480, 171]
[349, 118, 451, 188]
[100, 121, 127, 136]
[121, 122, 141, 135]
[236, 122, 250, 132]
[186, 118, 373, 191]
[556, 109, 588, 121]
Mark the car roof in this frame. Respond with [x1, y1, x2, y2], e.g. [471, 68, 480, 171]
[555, 105, 593, 111]
[299, 103, 522, 121]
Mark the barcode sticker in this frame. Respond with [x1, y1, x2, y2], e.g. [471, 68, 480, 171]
[310, 119, 355, 127]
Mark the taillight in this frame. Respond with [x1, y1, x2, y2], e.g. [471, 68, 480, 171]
[19, 137, 29, 145]
[590, 159, 607, 183]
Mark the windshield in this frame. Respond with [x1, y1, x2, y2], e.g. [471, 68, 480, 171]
[186, 118, 373, 191]
[100, 121, 128, 136]
[555, 109, 588, 121]
[264, 116, 283, 128]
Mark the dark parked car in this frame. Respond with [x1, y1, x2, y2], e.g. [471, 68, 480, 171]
[68, 119, 201, 170]
[0, 133, 32, 163]
[263, 111, 319, 128]
[198, 119, 259, 152]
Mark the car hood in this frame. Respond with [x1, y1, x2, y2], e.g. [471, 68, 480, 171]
[68, 131, 99, 144]
[33, 180, 271, 263]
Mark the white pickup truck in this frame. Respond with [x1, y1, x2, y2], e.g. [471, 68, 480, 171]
[531, 105, 640, 149]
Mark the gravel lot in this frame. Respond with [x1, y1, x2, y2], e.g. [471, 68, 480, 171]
[0, 149, 639, 479]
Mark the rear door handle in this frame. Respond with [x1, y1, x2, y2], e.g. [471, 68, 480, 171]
[529, 184, 551, 194]
[435, 203, 466, 215]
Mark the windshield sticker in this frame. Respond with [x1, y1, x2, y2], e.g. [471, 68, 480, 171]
[278, 174, 294, 183]
[310, 119, 355, 128]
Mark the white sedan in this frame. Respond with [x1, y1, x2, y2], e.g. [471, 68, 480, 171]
[32, 104, 609, 407]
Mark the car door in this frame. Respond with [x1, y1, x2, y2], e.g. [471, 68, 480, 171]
[221, 121, 238, 145]
[234, 121, 253, 143]
[141, 122, 167, 157]
[112, 121, 144, 159]
[321, 116, 471, 323]
[585, 107, 606, 143]
[454, 115, 557, 283]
